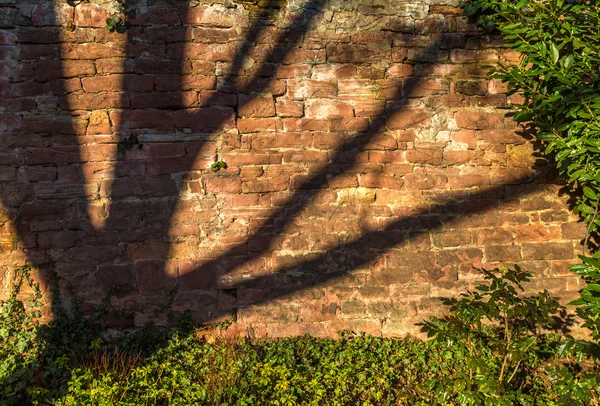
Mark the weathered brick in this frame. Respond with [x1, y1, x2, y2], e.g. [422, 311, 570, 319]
[173, 107, 236, 131]
[386, 109, 431, 130]
[276, 98, 303, 117]
[81, 75, 154, 93]
[238, 118, 282, 133]
[32, 3, 73, 26]
[305, 99, 354, 119]
[522, 243, 574, 260]
[484, 245, 522, 262]
[242, 176, 289, 193]
[238, 93, 276, 118]
[455, 111, 505, 129]
[74, 3, 109, 28]
[287, 79, 337, 100]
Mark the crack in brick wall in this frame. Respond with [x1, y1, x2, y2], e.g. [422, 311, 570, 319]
[0, 0, 587, 337]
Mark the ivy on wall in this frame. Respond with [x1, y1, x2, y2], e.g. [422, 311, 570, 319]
[460, 0, 600, 351]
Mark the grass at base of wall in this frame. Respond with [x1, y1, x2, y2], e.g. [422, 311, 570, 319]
[4, 328, 599, 406]
[1, 265, 599, 405]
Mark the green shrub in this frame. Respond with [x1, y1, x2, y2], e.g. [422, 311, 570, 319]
[420, 265, 599, 405]
[461, 0, 600, 358]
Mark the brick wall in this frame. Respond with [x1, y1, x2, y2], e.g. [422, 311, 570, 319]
[0, 0, 586, 337]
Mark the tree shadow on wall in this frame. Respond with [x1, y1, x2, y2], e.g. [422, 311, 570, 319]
[0, 0, 570, 335]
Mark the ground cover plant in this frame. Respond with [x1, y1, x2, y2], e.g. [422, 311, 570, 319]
[1, 264, 598, 405]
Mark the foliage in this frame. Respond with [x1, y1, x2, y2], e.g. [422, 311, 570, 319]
[420, 265, 599, 405]
[117, 134, 143, 156]
[0, 265, 43, 403]
[1, 264, 599, 405]
[460, 0, 600, 357]
[105, 1, 135, 34]
[568, 253, 600, 345]
[210, 160, 228, 173]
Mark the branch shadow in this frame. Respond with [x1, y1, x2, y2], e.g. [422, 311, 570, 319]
[0, 0, 571, 369]
[0, 0, 581, 401]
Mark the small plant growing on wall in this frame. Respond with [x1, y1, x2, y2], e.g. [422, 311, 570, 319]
[210, 160, 227, 173]
[105, 0, 136, 33]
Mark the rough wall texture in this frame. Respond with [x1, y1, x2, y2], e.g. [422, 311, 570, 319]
[0, 0, 587, 337]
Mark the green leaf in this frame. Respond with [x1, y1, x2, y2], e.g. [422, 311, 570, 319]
[583, 187, 597, 200]
[550, 42, 560, 64]
[563, 54, 575, 70]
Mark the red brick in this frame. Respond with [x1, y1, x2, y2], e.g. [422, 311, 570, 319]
[173, 107, 236, 131]
[514, 225, 560, 242]
[484, 245, 522, 262]
[405, 78, 450, 97]
[405, 149, 443, 165]
[561, 222, 586, 240]
[87, 110, 111, 135]
[74, 3, 109, 28]
[34, 60, 95, 82]
[450, 49, 499, 62]
[275, 65, 312, 79]
[447, 174, 490, 188]
[23, 115, 87, 135]
[443, 150, 485, 165]
[61, 43, 122, 60]
[276, 99, 303, 117]
[238, 94, 276, 118]
[204, 176, 242, 194]
[224, 153, 282, 166]
[135, 260, 177, 292]
[288, 79, 337, 100]
[167, 43, 236, 61]
[110, 110, 174, 132]
[432, 231, 472, 248]
[155, 75, 215, 91]
[386, 109, 431, 130]
[192, 27, 237, 43]
[96, 264, 136, 290]
[273, 47, 326, 64]
[386, 64, 413, 79]
[455, 111, 505, 129]
[238, 118, 282, 133]
[242, 176, 289, 193]
[200, 90, 237, 107]
[327, 44, 390, 63]
[311, 64, 357, 80]
[283, 150, 329, 164]
[490, 168, 534, 185]
[134, 8, 181, 26]
[522, 242, 574, 260]
[252, 133, 312, 149]
[476, 130, 526, 144]
[184, 5, 242, 27]
[32, 3, 73, 26]
[130, 92, 198, 109]
[37, 230, 77, 249]
[359, 174, 403, 190]
[49, 78, 82, 95]
[436, 248, 483, 268]
[81, 75, 154, 93]
[454, 80, 488, 96]
[305, 99, 354, 119]
[60, 93, 123, 110]
[135, 58, 193, 74]
[96, 58, 135, 74]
